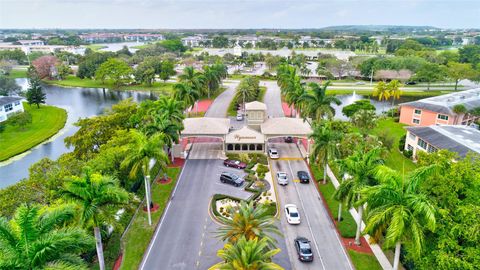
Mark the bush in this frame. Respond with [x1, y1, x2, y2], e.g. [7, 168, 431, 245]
[226, 153, 241, 160]
[246, 162, 255, 170]
[377, 131, 395, 150]
[403, 150, 413, 159]
[245, 173, 257, 182]
[398, 135, 406, 152]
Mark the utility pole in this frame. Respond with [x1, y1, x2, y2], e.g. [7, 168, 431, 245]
[370, 68, 374, 85]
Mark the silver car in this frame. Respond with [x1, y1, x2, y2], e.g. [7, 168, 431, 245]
[277, 172, 288, 185]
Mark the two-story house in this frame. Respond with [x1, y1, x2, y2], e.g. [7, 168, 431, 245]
[399, 88, 480, 126]
[0, 96, 24, 122]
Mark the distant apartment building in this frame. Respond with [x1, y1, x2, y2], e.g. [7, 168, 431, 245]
[405, 125, 480, 158]
[17, 40, 44, 46]
[123, 34, 164, 42]
[399, 88, 480, 126]
[181, 35, 210, 47]
[0, 97, 24, 122]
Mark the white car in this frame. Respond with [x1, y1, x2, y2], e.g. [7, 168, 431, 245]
[277, 172, 288, 185]
[268, 148, 279, 159]
[285, 204, 301, 224]
[236, 113, 243, 121]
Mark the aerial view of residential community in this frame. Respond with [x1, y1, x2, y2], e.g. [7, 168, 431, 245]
[0, 0, 479, 270]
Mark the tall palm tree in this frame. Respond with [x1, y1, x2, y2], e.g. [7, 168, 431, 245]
[217, 201, 281, 248]
[284, 76, 306, 117]
[309, 121, 342, 184]
[334, 147, 384, 245]
[203, 65, 222, 98]
[174, 82, 200, 112]
[178, 66, 205, 92]
[0, 204, 94, 270]
[373, 81, 390, 112]
[61, 170, 129, 270]
[351, 109, 378, 137]
[156, 96, 186, 124]
[121, 130, 169, 226]
[303, 81, 341, 121]
[360, 165, 437, 270]
[215, 236, 283, 270]
[387, 80, 402, 116]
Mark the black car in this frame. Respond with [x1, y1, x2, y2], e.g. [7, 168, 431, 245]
[294, 237, 314, 262]
[220, 172, 244, 187]
[284, 136, 293, 143]
[297, 171, 310, 183]
[405, 81, 417, 85]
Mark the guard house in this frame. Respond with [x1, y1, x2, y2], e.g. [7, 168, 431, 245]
[245, 101, 267, 131]
[225, 126, 265, 152]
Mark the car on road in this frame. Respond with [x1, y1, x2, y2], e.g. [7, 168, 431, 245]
[268, 148, 279, 159]
[284, 204, 300, 224]
[284, 136, 293, 143]
[236, 113, 243, 121]
[276, 172, 288, 185]
[223, 159, 247, 169]
[297, 171, 310, 183]
[294, 237, 314, 262]
[405, 81, 417, 85]
[220, 172, 244, 187]
[355, 81, 365, 85]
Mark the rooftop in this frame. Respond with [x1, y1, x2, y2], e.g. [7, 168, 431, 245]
[245, 101, 267, 111]
[400, 88, 480, 115]
[0, 96, 22, 107]
[406, 125, 480, 157]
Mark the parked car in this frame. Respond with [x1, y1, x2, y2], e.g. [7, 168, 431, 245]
[284, 136, 293, 143]
[277, 172, 288, 185]
[220, 172, 244, 187]
[297, 171, 310, 183]
[223, 159, 247, 169]
[294, 237, 314, 262]
[405, 81, 417, 85]
[236, 113, 243, 121]
[268, 148, 279, 159]
[284, 204, 300, 224]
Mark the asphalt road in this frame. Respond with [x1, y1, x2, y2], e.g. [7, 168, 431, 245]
[269, 143, 354, 270]
[205, 81, 238, 118]
[261, 80, 284, 117]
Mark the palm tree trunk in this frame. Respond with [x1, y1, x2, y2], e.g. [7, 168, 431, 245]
[94, 226, 106, 270]
[393, 242, 401, 270]
[323, 162, 327, 184]
[455, 79, 459, 91]
[337, 203, 342, 222]
[355, 205, 363, 245]
[391, 97, 395, 118]
[144, 175, 152, 226]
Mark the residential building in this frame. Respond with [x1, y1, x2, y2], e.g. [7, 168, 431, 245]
[181, 35, 209, 47]
[0, 96, 24, 122]
[17, 40, 44, 46]
[399, 88, 480, 126]
[405, 125, 480, 158]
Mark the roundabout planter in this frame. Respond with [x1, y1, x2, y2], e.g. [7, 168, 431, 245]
[142, 203, 159, 213]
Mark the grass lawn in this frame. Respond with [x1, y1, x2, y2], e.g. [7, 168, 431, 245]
[326, 89, 451, 98]
[44, 75, 174, 94]
[85, 44, 107, 51]
[227, 86, 267, 116]
[0, 103, 67, 161]
[311, 166, 357, 238]
[5, 69, 28, 79]
[371, 118, 417, 173]
[348, 249, 383, 270]
[119, 167, 181, 270]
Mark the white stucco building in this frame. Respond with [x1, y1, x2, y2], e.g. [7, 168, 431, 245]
[0, 96, 24, 122]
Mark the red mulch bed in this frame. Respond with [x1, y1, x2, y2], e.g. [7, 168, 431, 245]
[188, 99, 212, 113]
[142, 203, 159, 212]
[156, 177, 172, 185]
[282, 102, 293, 116]
[168, 158, 185, 168]
[112, 253, 122, 270]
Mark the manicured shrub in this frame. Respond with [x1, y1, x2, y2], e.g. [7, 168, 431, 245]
[403, 150, 413, 158]
[398, 135, 406, 152]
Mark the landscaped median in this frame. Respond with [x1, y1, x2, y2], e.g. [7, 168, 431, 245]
[0, 102, 67, 161]
[118, 165, 181, 270]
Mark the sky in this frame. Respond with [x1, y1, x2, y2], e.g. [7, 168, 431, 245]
[0, 0, 479, 29]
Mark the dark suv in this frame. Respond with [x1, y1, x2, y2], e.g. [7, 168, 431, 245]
[220, 172, 244, 187]
[297, 171, 310, 183]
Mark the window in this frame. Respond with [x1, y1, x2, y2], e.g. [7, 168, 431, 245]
[249, 144, 255, 151]
[4, 104, 13, 112]
[437, 114, 449, 121]
[256, 144, 263, 151]
[407, 144, 414, 151]
[413, 118, 420, 124]
[418, 138, 428, 150]
[427, 145, 437, 153]
[242, 144, 248, 151]
[234, 144, 240, 151]
[14, 101, 20, 106]
[414, 109, 421, 115]
[227, 144, 233, 151]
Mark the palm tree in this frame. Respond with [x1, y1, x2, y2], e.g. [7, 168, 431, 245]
[217, 201, 281, 248]
[178, 66, 205, 92]
[284, 76, 306, 117]
[351, 109, 378, 137]
[303, 81, 341, 121]
[387, 80, 402, 117]
[309, 121, 342, 184]
[156, 96, 186, 124]
[452, 104, 468, 124]
[175, 82, 200, 111]
[373, 81, 390, 112]
[61, 170, 129, 270]
[334, 147, 384, 245]
[0, 204, 94, 270]
[215, 236, 283, 270]
[203, 65, 222, 98]
[360, 165, 437, 270]
[121, 130, 169, 226]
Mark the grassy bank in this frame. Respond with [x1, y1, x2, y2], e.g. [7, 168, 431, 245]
[0, 103, 67, 161]
[44, 75, 174, 94]
[348, 250, 383, 270]
[371, 118, 417, 172]
[85, 44, 107, 51]
[326, 89, 451, 97]
[119, 167, 181, 270]
[5, 69, 28, 79]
